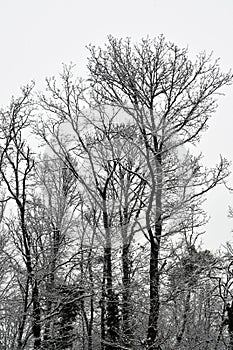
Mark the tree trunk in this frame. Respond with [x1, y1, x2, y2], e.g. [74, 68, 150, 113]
[22, 216, 42, 349]
[102, 194, 119, 350]
[227, 302, 233, 350]
[147, 238, 160, 350]
[101, 272, 106, 350]
[88, 260, 94, 350]
[43, 226, 60, 348]
[105, 245, 118, 350]
[175, 290, 191, 347]
[122, 243, 132, 346]
[147, 149, 162, 350]
[32, 281, 41, 349]
[17, 276, 30, 349]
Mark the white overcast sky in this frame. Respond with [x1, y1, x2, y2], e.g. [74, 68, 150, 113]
[1, 0, 233, 250]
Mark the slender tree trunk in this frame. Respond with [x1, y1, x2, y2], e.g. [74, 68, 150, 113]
[88, 260, 94, 350]
[17, 276, 30, 349]
[227, 302, 233, 350]
[147, 150, 162, 350]
[103, 241, 119, 349]
[81, 252, 94, 350]
[22, 216, 42, 349]
[105, 245, 117, 350]
[175, 290, 191, 347]
[122, 243, 132, 346]
[147, 237, 161, 350]
[43, 226, 60, 348]
[32, 281, 41, 349]
[102, 195, 119, 350]
[101, 272, 106, 350]
[101, 244, 119, 350]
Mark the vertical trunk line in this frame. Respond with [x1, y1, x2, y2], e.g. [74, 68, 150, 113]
[122, 243, 131, 346]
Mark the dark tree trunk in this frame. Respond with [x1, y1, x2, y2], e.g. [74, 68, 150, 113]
[227, 302, 233, 349]
[17, 276, 30, 350]
[32, 281, 41, 349]
[105, 245, 119, 350]
[88, 260, 94, 350]
[101, 235, 119, 350]
[102, 183, 119, 350]
[101, 272, 106, 350]
[147, 238, 160, 350]
[21, 216, 42, 349]
[147, 150, 162, 350]
[81, 254, 94, 350]
[122, 243, 132, 346]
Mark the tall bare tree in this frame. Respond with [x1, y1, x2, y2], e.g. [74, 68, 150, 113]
[87, 35, 232, 349]
[0, 85, 41, 349]
[35, 69, 150, 348]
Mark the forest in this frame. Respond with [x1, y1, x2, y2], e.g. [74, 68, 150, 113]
[0, 35, 233, 350]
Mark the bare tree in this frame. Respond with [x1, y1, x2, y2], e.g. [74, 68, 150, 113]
[0, 36, 232, 350]
[87, 35, 232, 349]
[35, 68, 151, 348]
[0, 85, 40, 349]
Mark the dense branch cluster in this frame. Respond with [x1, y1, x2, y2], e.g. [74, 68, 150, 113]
[0, 36, 232, 350]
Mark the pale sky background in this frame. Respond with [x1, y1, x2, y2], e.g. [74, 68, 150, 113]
[0, 0, 233, 250]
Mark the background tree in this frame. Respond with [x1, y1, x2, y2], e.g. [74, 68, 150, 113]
[0, 85, 40, 349]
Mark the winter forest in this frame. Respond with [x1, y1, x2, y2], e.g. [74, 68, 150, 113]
[0, 36, 233, 350]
